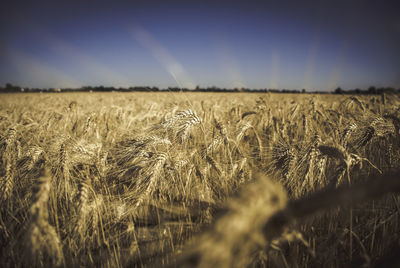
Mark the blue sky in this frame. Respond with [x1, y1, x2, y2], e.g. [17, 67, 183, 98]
[1, 0, 399, 90]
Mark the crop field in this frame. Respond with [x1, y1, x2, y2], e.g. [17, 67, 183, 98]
[0, 91, 400, 267]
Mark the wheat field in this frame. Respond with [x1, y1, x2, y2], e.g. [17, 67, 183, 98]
[0, 91, 399, 267]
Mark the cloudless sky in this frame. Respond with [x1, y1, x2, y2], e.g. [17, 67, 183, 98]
[1, 0, 399, 90]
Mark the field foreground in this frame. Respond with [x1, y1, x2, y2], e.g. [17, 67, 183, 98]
[1, 92, 400, 267]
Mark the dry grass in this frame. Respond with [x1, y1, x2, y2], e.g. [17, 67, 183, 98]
[0, 91, 399, 267]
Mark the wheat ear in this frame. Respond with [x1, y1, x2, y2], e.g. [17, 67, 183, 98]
[23, 168, 64, 267]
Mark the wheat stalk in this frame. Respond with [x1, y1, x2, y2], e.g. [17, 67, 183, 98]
[23, 168, 64, 267]
[59, 140, 72, 202]
[175, 173, 287, 268]
[135, 152, 167, 207]
[206, 155, 223, 177]
[1, 127, 18, 201]
[74, 175, 92, 238]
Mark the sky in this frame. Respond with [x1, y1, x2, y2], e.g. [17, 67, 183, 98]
[1, 0, 400, 91]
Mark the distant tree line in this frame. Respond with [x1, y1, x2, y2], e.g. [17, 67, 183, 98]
[333, 86, 399, 95]
[1, 83, 399, 94]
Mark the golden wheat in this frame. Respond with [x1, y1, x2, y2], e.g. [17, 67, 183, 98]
[0, 92, 399, 267]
